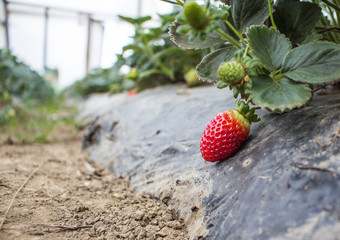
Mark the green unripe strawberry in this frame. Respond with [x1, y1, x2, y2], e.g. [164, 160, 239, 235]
[184, 1, 208, 30]
[217, 61, 245, 85]
[125, 68, 139, 80]
[184, 68, 199, 86]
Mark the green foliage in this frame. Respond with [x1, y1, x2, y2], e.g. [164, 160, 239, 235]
[247, 26, 292, 72]
[169, 0, 340, 114]
[0, 49, 54, 102]
[119, 11, 204, 91]
[273, 0, 322, 45]
[0, 98, 79, 143]
[0, 49, 55, 122]
[64, 61, 128, 97]
[312, 0, 340, 43]
[68, 11, 205, 97]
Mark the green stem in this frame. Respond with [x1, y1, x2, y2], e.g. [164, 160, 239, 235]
[246, 96, 251, 105]
[224, 20, 247, 46]
[215, 28, 242, 49]
[274, 73, 285, 81]
[145, 43, 174, 79]
[274, 69, 282, 75]
[243, 45, 249, 58]
[328, 6, 337, 25]
[176, 0, 184, 7]
[321, 0, 340, 12]
[268, 0, 277, 30]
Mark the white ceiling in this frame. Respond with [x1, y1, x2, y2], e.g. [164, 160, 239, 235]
[7, 0, 173, 20]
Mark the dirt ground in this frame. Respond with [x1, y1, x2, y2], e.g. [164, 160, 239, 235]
[0, 134, 189, 239]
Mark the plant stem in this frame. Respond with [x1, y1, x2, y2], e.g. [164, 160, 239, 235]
[215, 28, 242, 49]
[268, 0, 277, 30]
[246, 96, 251, 105]
[328, 6, 338, 25]
[176, 0, 184, 7]
[321, 0, 340, 12]
[317, 27, 340, 34]
[243, 45, 249, 58]
[145, 42, 174, 79]
[274, 69, 282, 75]
[224, 20, 247, 46]
[160, 0, 183, 6]
[274, 73, 285, 81]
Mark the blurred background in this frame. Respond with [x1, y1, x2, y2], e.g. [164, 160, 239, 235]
[0, 0, 172, 89]
[2, 0, 338, 143]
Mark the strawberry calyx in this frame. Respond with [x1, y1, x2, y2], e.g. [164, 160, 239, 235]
[235, 99, 261, 123]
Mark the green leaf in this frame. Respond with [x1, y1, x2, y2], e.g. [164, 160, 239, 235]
[153, 47, 184, 59]
[196, 46, 236, 83]
[122, 44, 143, 53]
[300, 33, 321, 45]
[169, 21, 226, 49]
[247, 26, 291, 72]
[273, 0, 321, 45]
[118, 15, 152, 25]
[246, 75, 312, 113]
[282, 42, 340, 83]
[230, 0, 269, 34]
[217, 81, 229, 89]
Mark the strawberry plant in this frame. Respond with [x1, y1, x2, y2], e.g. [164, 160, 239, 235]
[166, 0, 340, 113]
[119, 12, 205, 91]
[0, 49, 54, 124]
[162, 0, 340, 161]
[0, 49, 54, 103]
[67, 11, 206, 97]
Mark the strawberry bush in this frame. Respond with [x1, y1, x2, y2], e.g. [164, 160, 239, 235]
[67, 11, 206, 97]
[0, 49, 54, 123]
[117, 13, 205, 91]
[162, 0, 340, 161]
[165, 0, 340, 113]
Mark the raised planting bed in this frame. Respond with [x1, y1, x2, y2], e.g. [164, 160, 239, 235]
[80, 84, 340, 240]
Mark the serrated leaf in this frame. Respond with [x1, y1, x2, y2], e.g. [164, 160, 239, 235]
[169, 21, 226, 49]
[282, 42, 340, 83]
[273, 0, 321, 45]
[246, 75, 312, 113]
[196, 46, 236, 83]
[230, 0, 269, 34]
[247, 26, 291, 72]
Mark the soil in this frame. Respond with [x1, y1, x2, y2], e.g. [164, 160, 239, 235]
[0, 134, 189, 239]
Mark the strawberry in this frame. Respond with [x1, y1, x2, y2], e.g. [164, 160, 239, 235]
[200, 100, 260, 162]
[183, 1, 208, 30]
[217, 60, 245, 86]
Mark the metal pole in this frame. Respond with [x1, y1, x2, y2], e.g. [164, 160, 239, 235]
[43, 7, 49, 70]
[137, 0, 143, 18]
[98, 22, 104, 67]
[3, 0, 9, 49]
[85, 14, 91, 74]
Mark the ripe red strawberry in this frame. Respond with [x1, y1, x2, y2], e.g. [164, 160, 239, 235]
[200, 101, 260, 162]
